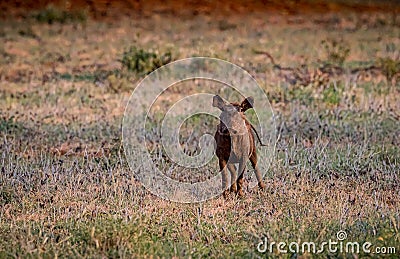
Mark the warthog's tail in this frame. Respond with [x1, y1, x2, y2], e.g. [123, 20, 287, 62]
[250, 123, 268, 146]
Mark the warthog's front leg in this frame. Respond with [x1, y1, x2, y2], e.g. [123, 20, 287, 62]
[219, 159, 230, 198]
[250, 152, 266, 190]
[237, 159, 247, 197]
[227, 164, 237, 193]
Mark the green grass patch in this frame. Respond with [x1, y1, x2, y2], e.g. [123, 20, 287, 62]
[120, 46, 173, 75]
[33, 5, 87, 24]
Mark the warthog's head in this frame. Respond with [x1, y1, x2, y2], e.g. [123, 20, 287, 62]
[212, 95, 254, 136]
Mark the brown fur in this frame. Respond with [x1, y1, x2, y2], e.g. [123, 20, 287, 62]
[213, 95, 266, 198]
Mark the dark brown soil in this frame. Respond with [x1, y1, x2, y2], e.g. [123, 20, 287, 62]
[1, 0, 399, 20]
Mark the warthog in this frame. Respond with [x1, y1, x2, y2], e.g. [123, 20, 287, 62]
[213, 95, 266, 197]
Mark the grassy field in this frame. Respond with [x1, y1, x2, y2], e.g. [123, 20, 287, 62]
[0, 1, 399, 258]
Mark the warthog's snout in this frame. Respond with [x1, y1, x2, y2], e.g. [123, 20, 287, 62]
[213, 95, 266, 198]
[218, 125, 238, 135]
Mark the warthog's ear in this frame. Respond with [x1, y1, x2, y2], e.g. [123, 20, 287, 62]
[212, 95, 226, 111]
[241, 96, 254, 112]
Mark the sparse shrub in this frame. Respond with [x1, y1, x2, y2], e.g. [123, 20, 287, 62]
[106, 72, 132, 92]
[218, 20, 237, 31]
[0, 48, 15, 64]
[287, 86, 314, 105]
[18, 27, 37, 39]
[322, 82, 343, 105]
[0, 116, 21, 133]
[377, 57, 400, 83]
[120, 46, 173, 75]
[33, 5, 87, 24]
[0, 186, 16, 205]
[321, 38, 350, 66]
